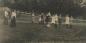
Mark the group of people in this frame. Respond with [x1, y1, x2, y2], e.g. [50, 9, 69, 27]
[32, 12, 73, 28]
[3, 7, 73, 28]
[3, 7, 16, 27]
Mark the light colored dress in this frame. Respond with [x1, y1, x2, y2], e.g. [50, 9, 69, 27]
[4, 11, 9, 24]
[32, 13, 35, 23]
[51, 16, 56, 24]
[51, 15, 58, 24]
[11, 12, 16, 18]
[38, 16, 41, 22]
[55, 15, 58, 24]
[65, 16, 70, 24]
[5, 11, 9, 18]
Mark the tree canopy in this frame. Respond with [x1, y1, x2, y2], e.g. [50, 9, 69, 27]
[3, 0, 85, 16]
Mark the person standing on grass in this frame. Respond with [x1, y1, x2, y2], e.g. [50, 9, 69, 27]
[54, 14, 59, 28]
[65, 15, 70, 28]
[32, 12, 35, 23]
[51, 14, 59, 27]
[4, 10, 9, 25]
[70, 16, 73, 28]
[51, 15, 56, 24]
[45, 12, 52, 27]
[58, 14, 62, 29]
[10, 10, 16, 27]
[38, 15, 41, 24]
[40, 13, 44, 24]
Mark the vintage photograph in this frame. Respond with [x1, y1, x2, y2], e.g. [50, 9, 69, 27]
[0, 0, 86, 43]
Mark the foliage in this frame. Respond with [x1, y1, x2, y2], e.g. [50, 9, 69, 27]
[3, 0, 84, 16]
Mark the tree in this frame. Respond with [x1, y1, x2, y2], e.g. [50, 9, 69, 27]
[4, 0, 83, 16]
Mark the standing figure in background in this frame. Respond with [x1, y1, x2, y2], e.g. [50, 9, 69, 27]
[40, 13, 44, 24]
[58, 14, 62, 29]
[4, 10, 9, 25]
[54, 14, 59, 28]
[70, 16, 73, 28]
[65, 15, 70, 28]
[10, 10, 16, 27]
[51, 15, 56, 24]
[32, 12, 35, 23]
[51, 14, 58, 27]
[45, 12, 52, 27]
[38, 15, 41, 24]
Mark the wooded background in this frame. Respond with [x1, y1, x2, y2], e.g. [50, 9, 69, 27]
[0, 0, 86, 17]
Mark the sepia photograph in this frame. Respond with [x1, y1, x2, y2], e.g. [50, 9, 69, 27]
[0, 0, 86, 43]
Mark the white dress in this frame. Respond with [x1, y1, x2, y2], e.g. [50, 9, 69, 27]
[55, 15, 58, 24]
[11, 12, 16, 18]
[51, 16, 56, 24]
[65, 16, 70, 24]
[5, 11, 9, 18]
[51, 15, 58, 24]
